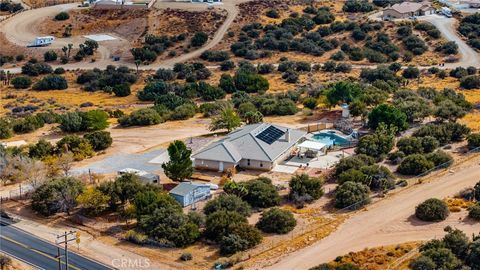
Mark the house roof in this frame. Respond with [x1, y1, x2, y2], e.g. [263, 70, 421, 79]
[192, 123, 306, 163]
[385, 1, 432, 14]
[169, 182, 209, 197]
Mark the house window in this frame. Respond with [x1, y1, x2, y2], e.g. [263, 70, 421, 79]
[260, 163, 263, 167]
[247, 159, 250, 166]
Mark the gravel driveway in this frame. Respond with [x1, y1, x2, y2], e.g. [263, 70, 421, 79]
[419, 14, 480, 68]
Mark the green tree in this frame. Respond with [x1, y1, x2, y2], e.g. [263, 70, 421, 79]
[162, 140, 193, 181]
[44, 50, 58, 62]
[409, 256, 436, 270]
[209, 107, 241, 132]
[56, 135, 94, 160]
[84, 131, 112, 151]
[139, 205, 200, 247]
[434, 100, 466, 121]
[134, 190, 179, 218]
[349, 99, 367, 118]
[11, 76, 32, 89]
[468, 203, 480, 220]
[191, 32, 208, 47]
[244, 111, 263, 124]
[443, 229, 469, 259]
[114, 173, 143, 205]
[77, 187, 110, 216]
[205, 210, 247, 241]
[474, 181, 480, 201]
[112, 84, 131, 97]
[203, 194, 251, 217]
[223, 180, 249, 198]
[31, 177, 85, 216]
[326, 81, 362, 106]
[368, 104, 408, 131]
[415, 198, 449, 222]
[468, 133, 480, 150]
[243, 177, 281, 208]
[234, 71, 269, 93]
[422, 248, 460, 269]
[28, 139, 55, 159]
[397, 154, 434, 175]
[288, 174, 324, 202]
[219, 73, 236, 93]
[82, 110, 109, 131]
[334, 181, 370, 209]
[256, 207, 296, 234]
[334, 154, 375, 176]
[355, 123, 396, 159]
[467, 240, 480, 269]
[54, 11, 69, 20]
[0, 118, 13, 139]
[60, 112, 84, 132]
[118, 108, 162, 127]
[219, 223, 262, 255]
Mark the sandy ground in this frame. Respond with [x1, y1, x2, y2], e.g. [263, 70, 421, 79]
[262, 153, 480, 270]
[73, 117, 212, 170]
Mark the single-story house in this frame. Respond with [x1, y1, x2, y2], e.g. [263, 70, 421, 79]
[169, 182, 211, 207]
[192, 123, 306, 172]
[383, 1, 435, 20]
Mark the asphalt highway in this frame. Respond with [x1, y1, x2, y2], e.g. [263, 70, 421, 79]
[0, 217, 113, 270]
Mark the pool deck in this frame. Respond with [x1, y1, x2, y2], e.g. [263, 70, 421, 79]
[284, 150, 352, 169]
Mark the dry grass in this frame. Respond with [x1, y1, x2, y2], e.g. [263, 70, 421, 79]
[444, 198, 475, 212]
[321, 242, 421, 270]
[236, 213, 347, 270]
[0, 71, 152, 117]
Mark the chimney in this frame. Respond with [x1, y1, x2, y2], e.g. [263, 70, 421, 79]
[285, 129, 290, 142]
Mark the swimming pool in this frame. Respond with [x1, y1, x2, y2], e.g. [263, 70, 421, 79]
[311, 131, 352, 147]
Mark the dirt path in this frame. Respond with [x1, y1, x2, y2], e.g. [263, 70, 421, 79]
[262, 154, 480, 270]
[419, 14, 480, 68]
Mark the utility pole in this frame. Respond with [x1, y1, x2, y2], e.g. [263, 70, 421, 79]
[57, 247, 63, 270]
[56, 231, 80, 270]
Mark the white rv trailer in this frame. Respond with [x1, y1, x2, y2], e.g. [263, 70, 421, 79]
[27, 36, 55, 47]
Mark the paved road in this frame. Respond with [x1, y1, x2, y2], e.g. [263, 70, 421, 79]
[419, 14, 480, 68]
[0, 217, 113, 270]
[263, 155, 480, 270]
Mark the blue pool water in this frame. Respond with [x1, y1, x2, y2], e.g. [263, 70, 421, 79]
[312, 132, 351, 146]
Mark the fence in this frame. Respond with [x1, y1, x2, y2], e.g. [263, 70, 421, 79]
[301, 122, 333, 133]
[0, 183, 34, 202]
[235, 145, 480, 267]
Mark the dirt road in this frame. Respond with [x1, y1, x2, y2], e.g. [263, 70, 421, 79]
[0, 0, 252, 71]
[0, 3, 124, 63]
[419, 14, 480, 68]
[263, 155, 480, 270]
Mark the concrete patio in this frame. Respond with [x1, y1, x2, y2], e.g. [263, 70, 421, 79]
[284, 150, 352, 169]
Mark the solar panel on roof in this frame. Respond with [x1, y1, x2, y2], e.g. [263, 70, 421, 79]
[256, 126, 285, 144]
